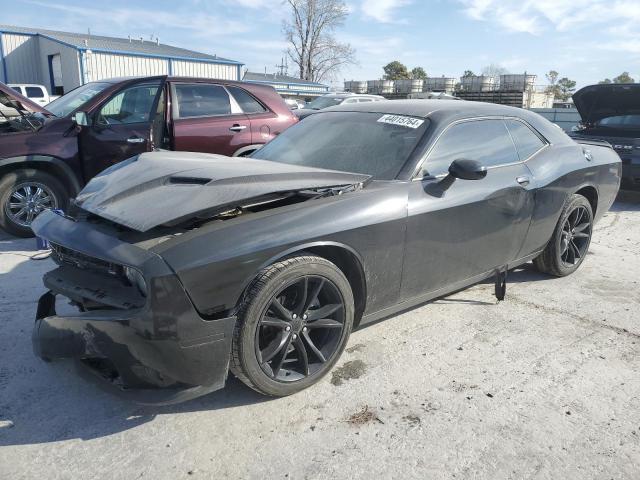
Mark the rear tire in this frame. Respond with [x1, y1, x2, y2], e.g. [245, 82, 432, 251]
[533, 194, 593, 277]
[0, 169, 68, 238]
[231, 254, 354, 397]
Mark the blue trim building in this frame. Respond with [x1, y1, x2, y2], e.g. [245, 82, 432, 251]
[243, 71, 330, 99]
[0, 25, 243, 94]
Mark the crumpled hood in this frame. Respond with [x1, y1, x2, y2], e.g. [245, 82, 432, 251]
[573, 83, 640, 124]
[75, 151, 371, 232]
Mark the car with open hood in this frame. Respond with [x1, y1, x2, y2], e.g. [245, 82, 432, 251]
[31, 100, 620, 404]
[571, 83, 640, 189]
[0, 77, 296, 237]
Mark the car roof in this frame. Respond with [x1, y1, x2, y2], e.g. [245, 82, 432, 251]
[323, 99, 522, 118]
[322, 99, 573, 145]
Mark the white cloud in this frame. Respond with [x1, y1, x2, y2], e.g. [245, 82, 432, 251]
[22, 0, 250, 38]
[459, 0, 640, 38]
[360, 0, 412, 23]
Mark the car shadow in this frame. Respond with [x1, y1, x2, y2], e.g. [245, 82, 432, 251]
[0, 234, 272, 447]
[612, 190, 640, 210]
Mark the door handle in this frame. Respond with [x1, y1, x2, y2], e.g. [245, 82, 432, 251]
[516, 176, 531, 186]
[126, 137, 145, 144]
[229, 124, 247, 132]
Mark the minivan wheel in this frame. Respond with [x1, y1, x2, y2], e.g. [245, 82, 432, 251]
[0, 169, 68, 238]
[231, 254, 354, 396]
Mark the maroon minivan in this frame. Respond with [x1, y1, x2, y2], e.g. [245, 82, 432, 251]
[0, 77, 297, 236]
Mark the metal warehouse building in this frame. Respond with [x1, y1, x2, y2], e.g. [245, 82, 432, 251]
[243, 71, 329, 100]
[0, 25, 243, 95]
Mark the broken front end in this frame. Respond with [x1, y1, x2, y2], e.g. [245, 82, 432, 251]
[31, 209, 236, 405]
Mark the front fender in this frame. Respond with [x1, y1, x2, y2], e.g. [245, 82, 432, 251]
[0, 155, 82, 195]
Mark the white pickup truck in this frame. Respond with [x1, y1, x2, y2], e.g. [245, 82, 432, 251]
[8, 84, 59, 106]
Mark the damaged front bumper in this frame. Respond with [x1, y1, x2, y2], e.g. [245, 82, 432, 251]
[31, 210, 237, 405]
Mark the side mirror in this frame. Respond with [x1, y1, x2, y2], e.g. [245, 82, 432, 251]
[448, 159, 487, 180]
[73, 111, 89, 126]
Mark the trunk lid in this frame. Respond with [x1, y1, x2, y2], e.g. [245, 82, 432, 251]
[75, 151, 371, 232]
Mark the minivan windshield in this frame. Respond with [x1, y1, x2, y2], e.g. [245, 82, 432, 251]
[252, 111, 428, 180]
[46, 82, 111, 117]
[305, 96, 345, 110]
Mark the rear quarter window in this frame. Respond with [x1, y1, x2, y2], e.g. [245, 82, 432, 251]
[505, 119, 546, 160]
[227, 86, 267, 114]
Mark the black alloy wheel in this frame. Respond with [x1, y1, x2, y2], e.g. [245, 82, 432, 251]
[255, 275, 346, 382]
[534, 194, 593, 277]
[231, 254, 354, 396]
[559, 204, 591, 267]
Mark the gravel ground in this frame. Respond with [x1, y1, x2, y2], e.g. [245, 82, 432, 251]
[1, 194, 639, 480]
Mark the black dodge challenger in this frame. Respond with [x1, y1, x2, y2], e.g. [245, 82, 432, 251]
[31, 100, 621, 404]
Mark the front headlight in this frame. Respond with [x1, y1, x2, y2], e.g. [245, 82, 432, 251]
[124, 266, 148, 298]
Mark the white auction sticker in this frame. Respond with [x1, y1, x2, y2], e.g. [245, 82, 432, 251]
[377, 114, 425, 129]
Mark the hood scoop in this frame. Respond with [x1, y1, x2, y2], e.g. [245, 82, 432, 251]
[167, 176, 213, 185]
[75, 151, 370, 232]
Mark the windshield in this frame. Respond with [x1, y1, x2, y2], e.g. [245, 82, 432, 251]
[252, 111, 428, 180]
[305, 96, 345, 110]
[595, 115, 640, 129]
[46, 82, 111, 117]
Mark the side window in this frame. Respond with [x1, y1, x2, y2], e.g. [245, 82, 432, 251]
[174, 84, 231, 118]
[227, 86, 266, 114]
[505, 119, 546, 160]
[10, 86, 23, 95]
[97, 82, 160, 125]
[425, 119, 518, 174]
[358, 98, 373, 103]
[25, 86, 45, 99]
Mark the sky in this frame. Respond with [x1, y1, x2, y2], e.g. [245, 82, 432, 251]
[2, 0, 639, 89]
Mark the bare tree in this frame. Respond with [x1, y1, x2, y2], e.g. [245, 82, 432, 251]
[283, 0, 356, 82]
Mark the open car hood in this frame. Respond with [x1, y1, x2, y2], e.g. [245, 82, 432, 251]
[0, 81, 51, 115]
[74, 151, 371, 232]
[573, 83, 640, 124]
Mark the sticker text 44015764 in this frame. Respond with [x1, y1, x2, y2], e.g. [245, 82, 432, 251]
[377, 114, 425, 129]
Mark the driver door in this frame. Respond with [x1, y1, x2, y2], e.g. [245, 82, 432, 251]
[400, 118, 535, 300]
[79, 79, 165, 179]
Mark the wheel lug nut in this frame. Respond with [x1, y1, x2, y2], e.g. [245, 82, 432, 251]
[292, 313, 297, 319]
[302, 314, 308, 320]
[303, 327, 307, 332]
[293, 334, 297, 339]
[285, 326, 291, 331]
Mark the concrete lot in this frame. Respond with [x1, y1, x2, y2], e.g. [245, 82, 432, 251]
[1, 194, 639, 480]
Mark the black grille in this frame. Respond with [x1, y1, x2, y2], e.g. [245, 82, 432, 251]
[50, 243, 124, 278]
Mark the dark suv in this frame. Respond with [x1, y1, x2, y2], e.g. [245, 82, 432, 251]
[0, 76, 297, 236]
[572, 83, 640, 190]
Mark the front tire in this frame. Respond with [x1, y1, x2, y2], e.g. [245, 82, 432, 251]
[231, 254, 354, 396]
[533, 194, 593, 277]
[0, 169, 68, 238]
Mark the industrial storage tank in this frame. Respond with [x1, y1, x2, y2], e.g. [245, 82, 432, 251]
[459, 75, 495, 92]
[395, 79, 424, 94]
[499, 74, 536, 91]
[344, 80, 367, 94]
[424, 77, 456, 92]
[367, 80, 394, 94]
